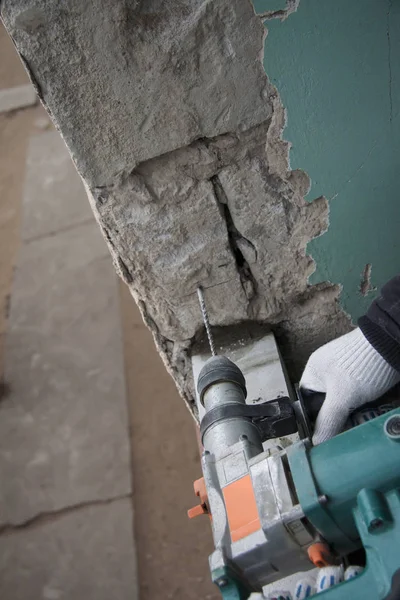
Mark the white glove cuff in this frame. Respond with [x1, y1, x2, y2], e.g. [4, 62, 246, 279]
[333, 328, 399, 389]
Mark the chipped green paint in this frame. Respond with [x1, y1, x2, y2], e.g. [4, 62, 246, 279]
[254, 0, 400, 321]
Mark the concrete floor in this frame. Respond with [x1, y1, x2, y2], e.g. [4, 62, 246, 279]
[0, 22, 217, 600]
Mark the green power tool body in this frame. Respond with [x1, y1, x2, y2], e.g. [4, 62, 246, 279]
[288, 408, 400, 599]
[189, 292, 400, 600]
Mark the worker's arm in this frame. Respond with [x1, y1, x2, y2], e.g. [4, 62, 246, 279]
[359, 275, 400, 371]
[301, 276, 400, 444]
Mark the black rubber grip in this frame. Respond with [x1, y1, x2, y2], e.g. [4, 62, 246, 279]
[197, 356, 247, 406]
[200, 397, 297, 443]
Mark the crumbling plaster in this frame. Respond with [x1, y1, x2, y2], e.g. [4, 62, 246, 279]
[1, 0, 351, 415]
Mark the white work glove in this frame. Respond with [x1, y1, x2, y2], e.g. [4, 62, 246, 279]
[263, 565, 363, 599]
[301, 328, 400, 445]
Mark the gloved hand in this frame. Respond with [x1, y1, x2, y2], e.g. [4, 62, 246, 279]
[262, 565, 363, 599]
[300, 328, 400, 445]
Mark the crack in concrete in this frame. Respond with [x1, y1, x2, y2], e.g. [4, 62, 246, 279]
[83, 7, 353, 416]
[92, 103, 348, 411]
[210, 174, 259, 316]
[4, 0, 354, 417]
[0, 493, 132, 536]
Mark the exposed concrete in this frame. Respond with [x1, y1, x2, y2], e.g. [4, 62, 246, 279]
[0, 499, 138, 600]
[0, 83, 36, 113]
[1, 0, 272, 186]
[1, 0, 352, 415]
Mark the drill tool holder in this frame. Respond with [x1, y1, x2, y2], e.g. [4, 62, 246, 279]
[198, 355, 297, 444]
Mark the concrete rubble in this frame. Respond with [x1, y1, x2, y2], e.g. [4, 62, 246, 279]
[1, 0, 352, 415]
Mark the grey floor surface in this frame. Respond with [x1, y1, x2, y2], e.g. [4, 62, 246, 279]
[0, 130, 138, 599]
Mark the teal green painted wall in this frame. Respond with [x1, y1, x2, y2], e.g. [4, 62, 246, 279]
[254, 0, 400, 321]
[252, 0, 287, 12]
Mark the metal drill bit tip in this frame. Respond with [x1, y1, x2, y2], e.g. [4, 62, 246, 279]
[197, 286, 217, 357]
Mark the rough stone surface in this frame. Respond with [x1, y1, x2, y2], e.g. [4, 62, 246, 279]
[0, 83, 36, 113]
[1, 0, 352, 415]
[0, 132, 131, 526]
[0, 499, 138, 600]
[1, 0, 272, 186]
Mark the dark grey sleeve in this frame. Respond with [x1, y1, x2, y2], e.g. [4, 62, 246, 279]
[359, 275, 400, 372]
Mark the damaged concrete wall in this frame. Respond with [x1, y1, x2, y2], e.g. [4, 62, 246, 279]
[1, 0, 351, 415]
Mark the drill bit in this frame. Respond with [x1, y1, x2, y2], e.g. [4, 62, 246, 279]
[197, 286, 217, 356]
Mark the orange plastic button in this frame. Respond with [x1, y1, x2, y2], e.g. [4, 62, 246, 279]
[188, 504, 208, 519]
[187, 477, 210, 519]
[308, 542, 334, 567]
